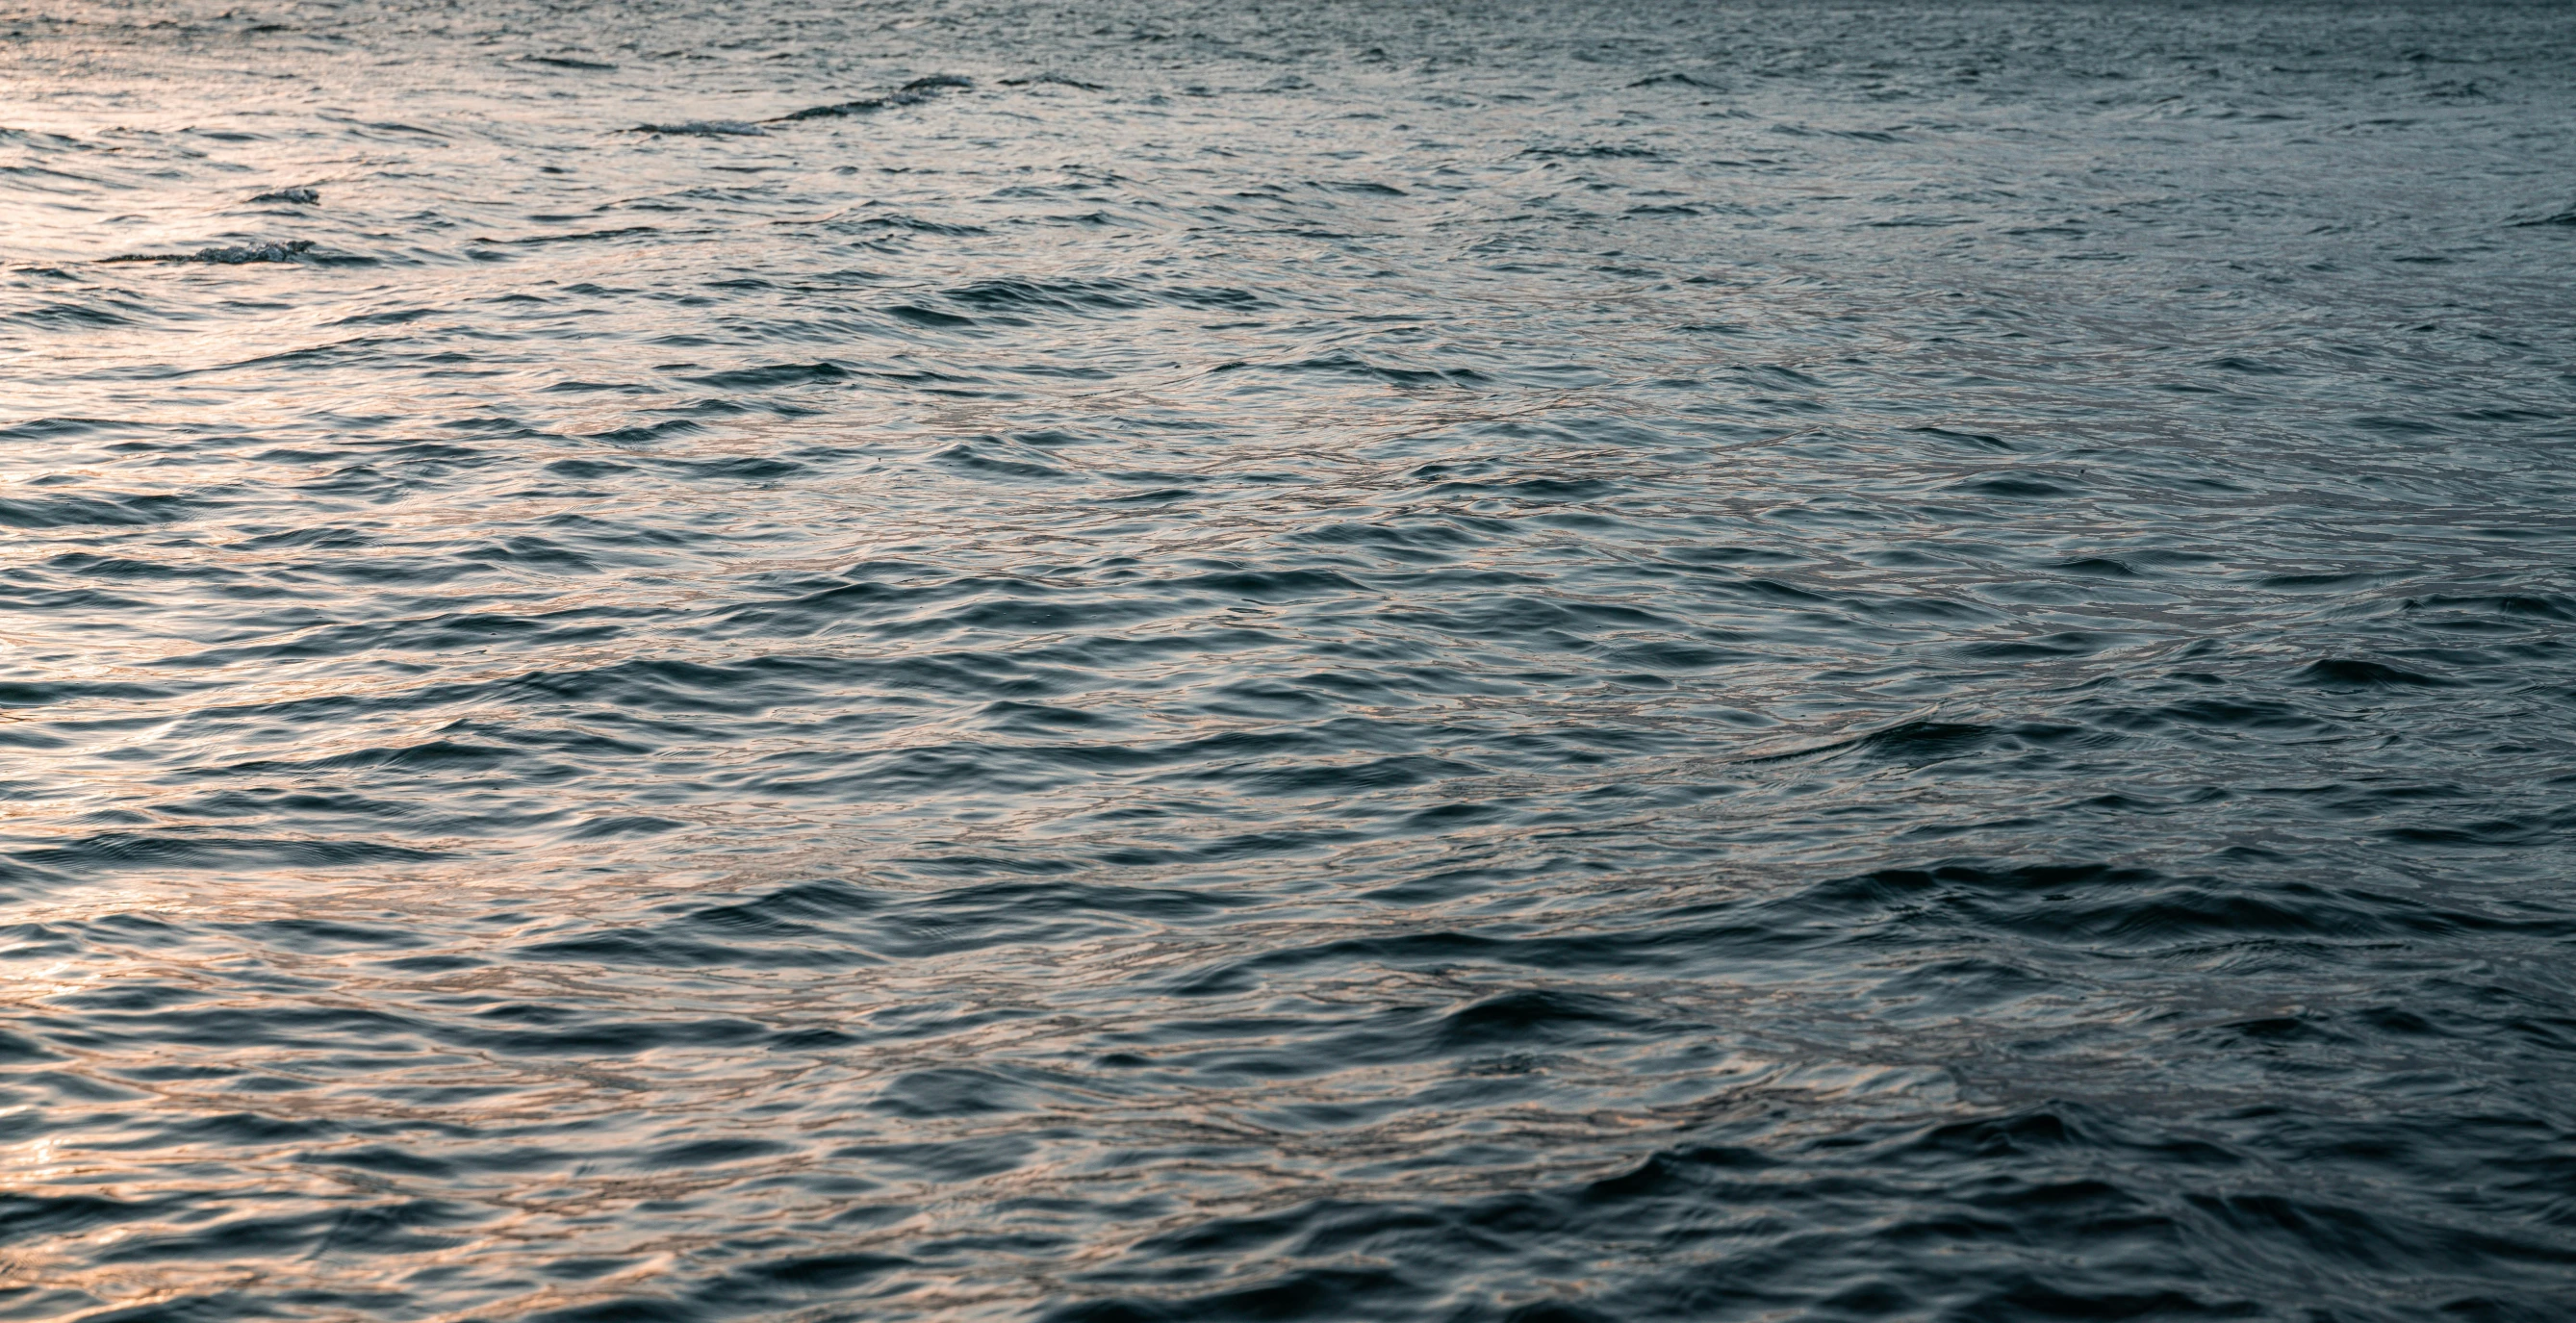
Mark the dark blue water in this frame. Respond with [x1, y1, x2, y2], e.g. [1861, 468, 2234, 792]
[5, 1, 2576, 1318]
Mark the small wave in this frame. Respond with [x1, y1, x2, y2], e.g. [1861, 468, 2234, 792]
[947, 277, 1146, 315]
[471, 225, 662, 245]
[1522, 144, 1667, 160]
[771, 75, 972, 121]
[1245, 352, 1485, 387]
[772, 98, 910, 121]
[97, 240, 314, 265]
[1630, 71, 1724, 89]
[632, 120, 767, 136]
[10, 831, 446, 875]
[1003, 73, 1109, 90]
[1946, 472, 2079, 498]
[682, 362, 851, 388]
[827, 214, 989, 236]
[0, 490, 198, 528]
[2292, 658, 2455, 689]
[1310, 178, 1406, 196]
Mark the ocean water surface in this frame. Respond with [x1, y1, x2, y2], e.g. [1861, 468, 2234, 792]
[5, 1, 2576, 1318]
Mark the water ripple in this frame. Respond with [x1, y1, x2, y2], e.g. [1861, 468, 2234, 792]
[4, 0, 2576, 1318]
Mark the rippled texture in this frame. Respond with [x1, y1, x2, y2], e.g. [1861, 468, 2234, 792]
[6, 1, 2576, 1318]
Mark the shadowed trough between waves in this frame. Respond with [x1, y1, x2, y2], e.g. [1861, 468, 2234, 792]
[4, 0, 2576, 1318]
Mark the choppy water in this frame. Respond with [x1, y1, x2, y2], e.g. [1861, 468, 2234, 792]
[6, 1, 2576, 1318]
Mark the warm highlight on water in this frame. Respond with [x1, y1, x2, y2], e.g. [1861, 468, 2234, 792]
[3, 2, 2574, 1319]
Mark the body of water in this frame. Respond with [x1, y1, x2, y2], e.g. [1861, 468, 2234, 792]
[5, 1, 2576, 1318]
